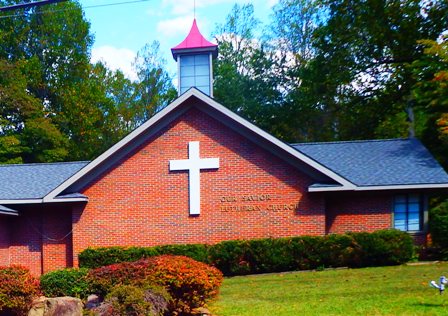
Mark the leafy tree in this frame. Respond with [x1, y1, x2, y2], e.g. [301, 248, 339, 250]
[132, 41, 177, 128]
[0, 1, 175, 162]
[0, 59, 68, 163]
[267, 0, 329, 141]
[299, 0, 448, 141]
[213, 4, 282, 133]
[411, 37, 448, 167]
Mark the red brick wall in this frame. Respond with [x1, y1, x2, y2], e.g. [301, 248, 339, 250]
[9, 210, 42, 275]
[42, 206, 73, 273]
[0, 217, 10, 266]
[2, 205, 73, 275]
[325, 192, 393, 234]
[72, 108, 326, 264]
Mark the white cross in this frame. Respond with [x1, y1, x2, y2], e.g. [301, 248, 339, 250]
[169, 141, 219, 215]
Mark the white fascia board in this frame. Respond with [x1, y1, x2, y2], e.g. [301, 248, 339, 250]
[0, 199, 43, 204]
[43, 91, 196, 202]
[43, 88, 354, 201]
[46, 197, 88, 203]
[309, 183, 448, 192]
[308, 186, 351, 192]
[354, 183, 448, 191]
[0, 197, 88, 204]
[0, 210, 18, 216]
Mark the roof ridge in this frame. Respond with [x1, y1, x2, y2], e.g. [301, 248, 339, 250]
[0, 161, 90, 168]
[291, 138, 410, 146]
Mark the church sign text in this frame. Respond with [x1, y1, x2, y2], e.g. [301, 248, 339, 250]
[219, 194, 299, 212]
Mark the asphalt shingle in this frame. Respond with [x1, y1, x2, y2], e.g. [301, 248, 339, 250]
[0, 161, 89, 200]
[292, 138, 448, 187]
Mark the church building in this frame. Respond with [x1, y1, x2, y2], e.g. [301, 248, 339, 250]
[1, 20, 448, 275]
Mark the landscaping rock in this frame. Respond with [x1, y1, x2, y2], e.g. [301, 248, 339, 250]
[28, 297, 83, 316]
[85, 294, 101, 310]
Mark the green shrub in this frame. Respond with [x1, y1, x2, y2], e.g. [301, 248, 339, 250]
[87, 255, 223, 314]
[156, 244, 210, 263]
[245, 238, 294, 273]
[429, 200, 448, 248]
[79, 229, 415, 277]
[95, 285, 170, 316]
[79, 244, 210, 269]
[207, 240, 251, 275]
[0, 265, 41, 316]
[86, 260, 153, 297]
[144, 255, 223, 314]
[40, 268, 90, 299]
[79, 246, 160, 269]
[349, 229, 414, 267]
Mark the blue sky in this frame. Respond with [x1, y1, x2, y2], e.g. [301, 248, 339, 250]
[77, 0, 278, 80]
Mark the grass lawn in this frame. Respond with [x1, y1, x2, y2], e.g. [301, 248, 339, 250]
[208, 262, 448, 316]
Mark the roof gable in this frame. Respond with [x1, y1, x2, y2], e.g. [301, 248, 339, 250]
[43, 89, 356, 201]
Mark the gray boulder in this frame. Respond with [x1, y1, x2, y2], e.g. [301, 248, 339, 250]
[28, 296, 83, 316]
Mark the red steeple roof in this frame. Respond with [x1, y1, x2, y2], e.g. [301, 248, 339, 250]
[171, 19, 217, 60]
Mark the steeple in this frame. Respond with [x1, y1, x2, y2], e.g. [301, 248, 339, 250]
[171, 19, 218, 97]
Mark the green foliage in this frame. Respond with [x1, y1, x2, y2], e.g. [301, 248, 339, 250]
[0, 59, 68, 163]
[144, 255, 223, 314]
[98, 285, 170, 316]
[0, 265, 41, 316]
[86, 260, 151, 297]
[213, 4, 282, 134]
[209, 232, 412, 274]
[79, 244, 209, 269]
[212, 0, 448, 155]
[411, 37, 448, 168]
[156, 244, 210, 263]
[80, 230, 414, 277]
[0, 2, 175, 163]
[348, 230, 415, 267]
[86, 255, 223, 314]
[429, 199, 448, 249]
[40, 268, 90, 299]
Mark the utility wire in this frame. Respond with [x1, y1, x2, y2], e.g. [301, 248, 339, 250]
[0, 0, 152, 19]
[0, 0, 67, 12]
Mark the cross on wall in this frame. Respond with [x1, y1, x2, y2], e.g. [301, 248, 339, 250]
[169, 141, 219, 215]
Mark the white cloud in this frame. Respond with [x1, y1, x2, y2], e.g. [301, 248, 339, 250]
[161, 0, 252, 16]
[91, 46, 138, 81]
[156, 16, 194, 38]
[267, 0, 279, 8]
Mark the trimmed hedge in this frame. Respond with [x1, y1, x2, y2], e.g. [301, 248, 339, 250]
[79, 244, 208, 269]
[40, 268, 90, 299]
[79, 229, 415, 276]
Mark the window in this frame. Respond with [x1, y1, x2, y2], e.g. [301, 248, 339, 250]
[394, 194, 422, 231]
[179, 54, 211, 95]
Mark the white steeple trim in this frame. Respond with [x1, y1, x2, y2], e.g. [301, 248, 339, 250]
[170, 141, 219, 215]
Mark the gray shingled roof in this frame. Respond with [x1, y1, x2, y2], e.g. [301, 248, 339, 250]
[292, 138, 448, 187]
[0, 161, 89, 200]
[0, 138, 446, 201]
